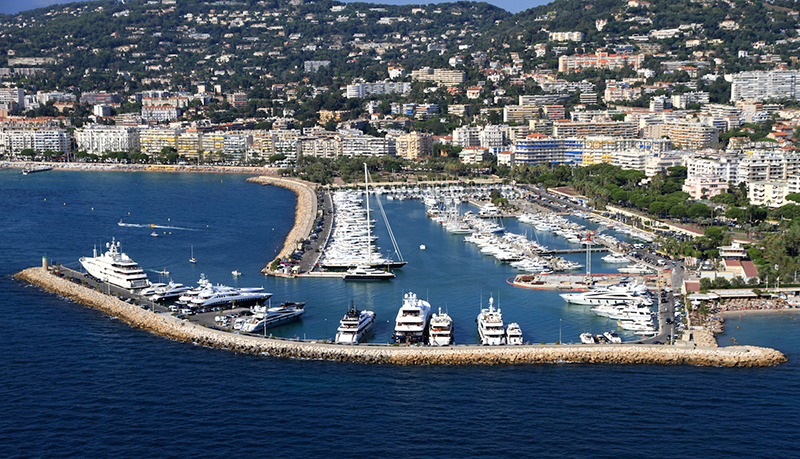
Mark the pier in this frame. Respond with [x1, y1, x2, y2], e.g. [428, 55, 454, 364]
[14, 266, 787, 367]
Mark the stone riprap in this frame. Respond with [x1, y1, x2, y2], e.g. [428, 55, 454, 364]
[245, 176, 317, 269]
[15, 267, 787, 367]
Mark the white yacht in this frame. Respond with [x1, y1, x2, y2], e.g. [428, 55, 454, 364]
[601, 253, 630, 264]
[392, 291, 432, 344]
[560, 289, 653, 307]
[590, 303, 654, 320]
[617, 317, 657, 333]
[477, 296, 505, 345]
[604, 331, 623, 343]
[428, 307, 454, 346]
[617, 265, 653, 274]
[148, 281, 192, 302]
[580, 332, 596, 344]
[79, 238, 150, 290]
[506, 322, 524, 345]
[238, 301, 306, 333]
[343, 265, 395, 281]
[335, 302, 375, 344]
[189, 284, 272, 308]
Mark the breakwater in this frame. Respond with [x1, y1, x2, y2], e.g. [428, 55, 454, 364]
[15, 267, 787, 367]
[245, 176, 318, 268]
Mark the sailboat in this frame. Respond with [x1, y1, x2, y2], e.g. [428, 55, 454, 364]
[189, 246, 197, 264]
[344, 164, 396, 281]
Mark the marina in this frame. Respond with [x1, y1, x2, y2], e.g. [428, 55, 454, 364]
[4, 168, 790, 355]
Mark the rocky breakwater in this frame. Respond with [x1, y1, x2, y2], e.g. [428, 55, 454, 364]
[13, 267, 789, 367]
[245, 176, 318, 268]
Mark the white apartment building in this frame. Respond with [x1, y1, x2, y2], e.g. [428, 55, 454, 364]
[479, 125, 506, 151]
[142, 105, 181, 122]
[345, 81, 412, 99]
[737, 151, 800, 183]
[549, 31, 583, 42]
[644, 152, 686, 177]
[0, 87, 25, 110]
[299, 135, 341, 159]
[684, 153, 739, 184]
[730, 70, 800, 101]
[76, 125, 141, 154]
[340, 135, 396, 157]
[452, 126, 481, 148]
[0, 128, 70, 155]
[410, 68, 466, 85]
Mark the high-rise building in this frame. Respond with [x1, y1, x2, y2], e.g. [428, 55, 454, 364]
[730, 70, 800, 101]
[75, 125, 141, 154]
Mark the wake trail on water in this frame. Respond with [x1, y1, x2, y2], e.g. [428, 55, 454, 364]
[118, 221, 200, 231]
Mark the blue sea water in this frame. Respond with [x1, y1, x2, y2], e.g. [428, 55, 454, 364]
[1, 169, 799, 458]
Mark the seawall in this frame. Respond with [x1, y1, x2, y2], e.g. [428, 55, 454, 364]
[245, 176, 318, 268]
[15, 267, 787, 367]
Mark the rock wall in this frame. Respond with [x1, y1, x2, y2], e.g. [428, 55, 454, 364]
[245, 176, 317, 267]
[14, 267, 788, 367]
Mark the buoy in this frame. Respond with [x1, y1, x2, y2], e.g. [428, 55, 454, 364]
[44, 198, 46, 201]
[91, 207, 94, 210]
[63, 203, 66, 206]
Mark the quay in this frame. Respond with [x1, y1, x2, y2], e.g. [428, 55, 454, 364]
[14, 266, 787, 367]
[509, 273, 663, 291]
[541, 247, 608, 255]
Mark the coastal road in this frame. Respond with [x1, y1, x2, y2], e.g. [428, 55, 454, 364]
[298, 190, 333, 273]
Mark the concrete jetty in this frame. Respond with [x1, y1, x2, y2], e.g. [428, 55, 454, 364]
[15, 267, 787, 367]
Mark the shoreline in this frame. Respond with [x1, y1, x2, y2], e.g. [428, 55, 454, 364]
[14, 267, 787, 367]
[1, 160, 283, 175]
[244, 176, 318, 270]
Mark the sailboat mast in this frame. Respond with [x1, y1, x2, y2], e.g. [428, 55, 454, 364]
[364, 163, 371, 266]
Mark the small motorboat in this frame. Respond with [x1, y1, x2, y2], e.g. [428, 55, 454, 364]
[232, 270, 242, 277]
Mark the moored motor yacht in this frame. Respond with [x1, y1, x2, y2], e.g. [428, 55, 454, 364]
[238, 301, 306, 333]
[79, 238, 150, 290]
[428, 307, 454, 346]
[335, 302, 375, 344]
[559, 288, 653, 307]
[601, 253, 630, 264]
[148, 281, 192, 302]
[477, 296, 505, 345]
[392, 291, 431, 344]
[506, 322, 523, 345]
[343, 265, 395, 281]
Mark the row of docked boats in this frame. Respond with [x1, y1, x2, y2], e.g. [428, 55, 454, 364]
[318, 169, 405, 279]
[579, 331, 623, 344]
[560, 280, 658, 334]
[464, 231, 582, 273]
[80, 239, 282, 315]
[330, 292, 525, 346]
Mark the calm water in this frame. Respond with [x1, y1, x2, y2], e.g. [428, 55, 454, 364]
[1, 169, 798, 458]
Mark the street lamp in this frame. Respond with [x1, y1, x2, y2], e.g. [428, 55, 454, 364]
[559, 319, 562, 344]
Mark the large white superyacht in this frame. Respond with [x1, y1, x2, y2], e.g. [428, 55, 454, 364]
[79, 238, 150, 290]
[238, 301, 306, 333]
[559, 283, 653, 307]
[334, 302, 376, 344]
[392, 291, 431, 344]
[477, 296, 506, 345]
